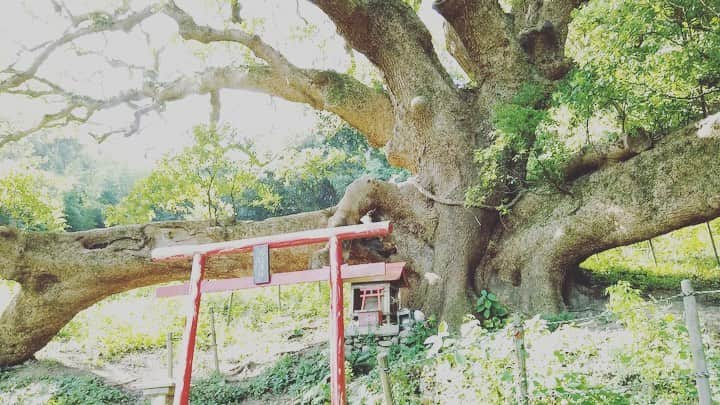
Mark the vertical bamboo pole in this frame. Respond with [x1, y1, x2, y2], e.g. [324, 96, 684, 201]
[376, 352, 393, 405]
[681, 280, 712, 405]
[647, 239, 658, 266]
[225, 292, 234, 326]
[166, 332, 173, 380]
[512, 314, 529, 405]
[705, 222, 720, 267]
[329, 236, 346, 405]
[174, 253, 206, 405]
[209, 307, 220, 374]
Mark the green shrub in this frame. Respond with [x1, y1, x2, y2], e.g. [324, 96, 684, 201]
[0, 371, 136, 405]
[418, 281, 712, 403]
[475, 290, 508, 330]
[48, 376, 136, 405]
[190, 348, 330, 404]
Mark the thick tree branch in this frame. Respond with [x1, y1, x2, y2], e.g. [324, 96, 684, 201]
[329, 176, 438, 245]
[433, 0, 585, 88]
[0, 209, 337, 366]
[310, 0, 455, 100]
[0, 4, 160, 91]
[161, 1, 395, 146]
[513, 0, 585, 79]
[563, 131, 654, 181]
[0, 2, 394, 148]
[433, 0, 530, 93]
[0, 174, 444, 366]
[480, 113, 720, 310]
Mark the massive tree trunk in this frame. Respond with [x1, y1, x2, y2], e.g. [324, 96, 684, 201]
[1, 0, 719, 367]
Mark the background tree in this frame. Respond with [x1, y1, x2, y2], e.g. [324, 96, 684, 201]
[0, 0, 719, 367]
[559, 0, 720, 133]
[107, 125, 278, 225]
[255, 120, 408, 219]
[0, 170, 65, 232]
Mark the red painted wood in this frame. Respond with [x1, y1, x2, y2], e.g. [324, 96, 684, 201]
[155, 262, 406, 298]
[155, 223, 395, 404]
[152, 221, 392, 261]
[173, 253, 206, 405]
[328, 236, 346, 405]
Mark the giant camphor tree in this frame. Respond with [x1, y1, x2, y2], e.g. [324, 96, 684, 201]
[1, 0, 719, 366]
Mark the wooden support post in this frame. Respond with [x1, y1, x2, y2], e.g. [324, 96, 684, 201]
[173, 253, 206, 405]
[151, 222, 393, 404]
[167, 332, 173, 380]
[376, 351, 393, 405]
[329, 236, 346, 405]
[277, 285, 282, 308]
[512, 314, 529, 405]
[225, 292, 234, 326]
[681, 280, 713, 405]
[209, 307, 220, 374]
[647, 239, 658, 266]
[706, 222, 720, 267]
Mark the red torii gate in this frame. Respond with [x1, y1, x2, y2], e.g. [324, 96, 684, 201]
[151, 221, 393, 405]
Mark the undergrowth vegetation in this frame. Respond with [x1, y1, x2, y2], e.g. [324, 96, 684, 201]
[47, 282, 331, 363]
[418, 282, 720, 404]
[0, 364, 137, 405]
[190, 348, 330, 404]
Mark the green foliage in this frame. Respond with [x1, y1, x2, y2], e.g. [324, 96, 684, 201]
[581, 219, 720, 296]
[53, 292, 185, 361]
[1, 119, 403, 230]
[540, 312, 575, 332]
[601, 282, 698, 404]
[466, 83, 570, 208]
[418, 281, 713, 403]
[0, 136, 142, 232]
[475, 290, 508, 330]
[471, 0, 720, 209]
[48, 375, 135, 405]
[562, 0, 720, 133]
[108, 122, 405, 224]
[384, 321, 437, 404]
[0, 169, 65, 231]
[107, 125, 277, 225]
[247, 122, 408, 220]
[0, 370, 136, 405]
[62, 189, 104, 231]
[50, 281, 332, 364]
[402, 0, 423, 12]
[350, 320, 436, 404]
[189, 349, 329, 404]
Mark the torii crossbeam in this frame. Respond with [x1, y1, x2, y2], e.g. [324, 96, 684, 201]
[151, 221, 393, 405]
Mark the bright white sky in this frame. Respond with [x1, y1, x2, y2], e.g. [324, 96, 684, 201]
[0, 0, 457, 169]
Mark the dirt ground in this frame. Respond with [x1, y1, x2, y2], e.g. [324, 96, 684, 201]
[1, 313, 328, 404]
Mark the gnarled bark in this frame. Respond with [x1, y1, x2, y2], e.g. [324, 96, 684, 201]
[480, 113, 720, 312]
[0, 211, 333, 367]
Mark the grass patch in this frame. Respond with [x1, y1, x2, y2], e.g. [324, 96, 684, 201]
[0, 362, 137, 405]
[580, 219, 720, 296]
[51, 282, 333, 363]
[190, 348, 329, 404]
